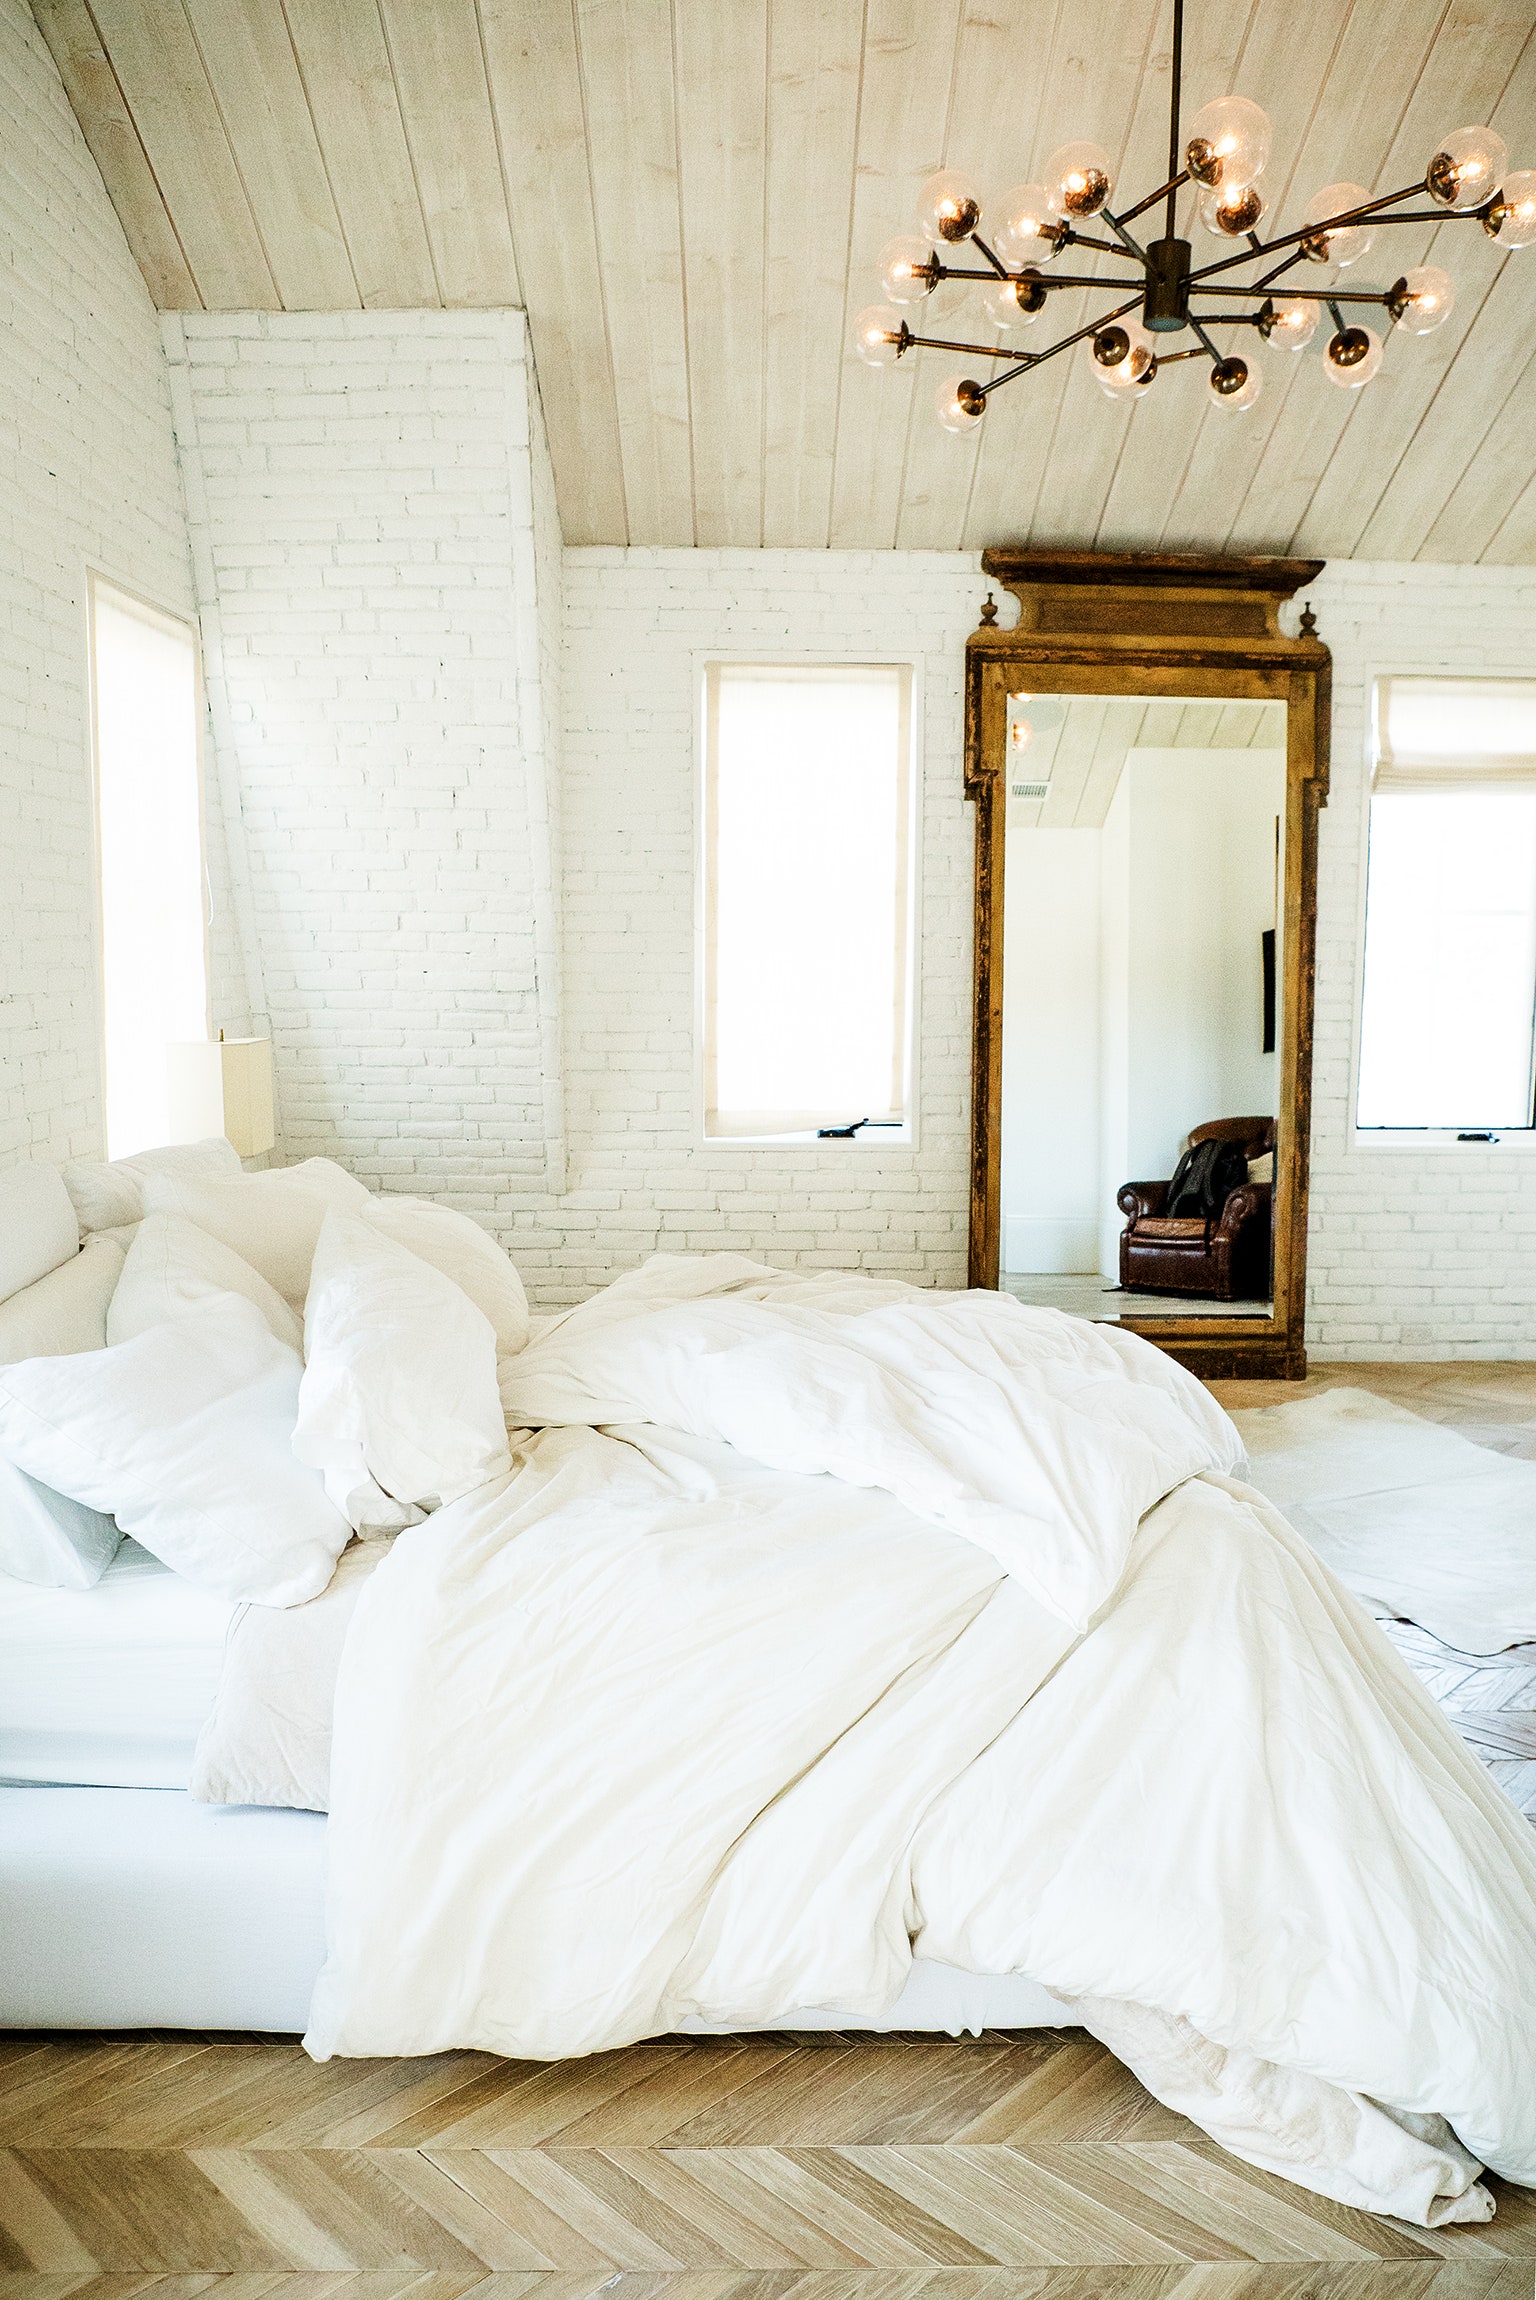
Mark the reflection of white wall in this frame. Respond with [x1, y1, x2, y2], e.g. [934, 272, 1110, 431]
[1002, 748, 1284, 1278]
[1000, 832, 1101, 1273]
[1121, 747, 1284, 1204]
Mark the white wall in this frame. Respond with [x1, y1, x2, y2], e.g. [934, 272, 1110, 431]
[166, 310, 565, 1238]
[1121, 748, 1283, 1190]
[553, 550, 983, 1303]
[1304, 562, 1536, 1359]
[1000, 831, 1101, 1274]
[0, 0, 216, 1168]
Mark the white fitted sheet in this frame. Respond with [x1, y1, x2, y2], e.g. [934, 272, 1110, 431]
[0, 1784, 1072, 2036]
[0, 1541, 235, 1788]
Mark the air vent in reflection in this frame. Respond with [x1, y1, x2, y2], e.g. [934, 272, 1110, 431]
[1011, 780, 1051, 799]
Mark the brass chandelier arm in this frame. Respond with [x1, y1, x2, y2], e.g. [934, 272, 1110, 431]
[977, 293, 1147, 395]
[1186, 179, 1431, 283]
[1113, 168, 1192, 229]
[1191, 281, 1395, 303]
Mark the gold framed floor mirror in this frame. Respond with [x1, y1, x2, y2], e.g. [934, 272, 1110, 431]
[966, 549, 1330, 1380]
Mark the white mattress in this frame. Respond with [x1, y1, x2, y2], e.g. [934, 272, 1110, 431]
[0, 1541, 235, 1789]
[0, 1784, 1073, 2036]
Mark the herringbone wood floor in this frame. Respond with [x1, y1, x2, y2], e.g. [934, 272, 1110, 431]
[1, 2031, 1533, 2297]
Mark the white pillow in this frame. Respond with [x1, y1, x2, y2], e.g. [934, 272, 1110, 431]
[142, 1159, 370, 1309]
[109, 1213, 304, 1354]
[363, 1196, 529, 1358]
[0, 1456, 120, 1590]
[0, 1163, 80, 1300]
[62, 1137, 242, 1232]
[0, 1293, 350, 1605]
[0, 1237, 125, 1366]
[295, 1213, 511, 1535]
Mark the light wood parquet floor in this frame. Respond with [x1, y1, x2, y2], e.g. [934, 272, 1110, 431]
[4, 1368, 1536, 2300]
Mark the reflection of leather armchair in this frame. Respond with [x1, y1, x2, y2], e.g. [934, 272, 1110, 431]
[1118, 1117, 1275, 1301]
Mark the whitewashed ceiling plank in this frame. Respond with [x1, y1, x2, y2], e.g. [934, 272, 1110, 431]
[826, 0, 968, 548]
[576, 0, 694, 546]
[956, 0, 1163, 555]
[1476, 403, 1536, 561]
[1215, 0, 1514, 555]
[31, 0, 201, 308]
[280, 0, 440, 306]
[1286, 3, 1536, 560]
[1416, 310, 1536, 559]
[84, 0, 278, 305]
[761, 0, 864, 547]
[179, 0, 359, 308]
[1354, 252, 1536, 560]
[1025, 0, 1241, 552]
[891, 0, 1080, 550]
[675, 0, 768, 548]
[478, 0, 628, 545]
[375, 0, 523, 308]
[1148, 0, 1383, 554]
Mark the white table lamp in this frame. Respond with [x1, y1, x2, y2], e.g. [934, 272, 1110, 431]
[165, 1035, 276, 1158]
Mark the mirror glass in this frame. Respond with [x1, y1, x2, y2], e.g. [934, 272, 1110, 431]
[999, 692, 1286, 1325]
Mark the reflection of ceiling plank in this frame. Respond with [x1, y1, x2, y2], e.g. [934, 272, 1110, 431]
[34, 0, 1536, 554]
[1009, 695, 1287, 830]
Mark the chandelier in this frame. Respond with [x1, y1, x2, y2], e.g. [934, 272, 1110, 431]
[853, 0, 1535, 429]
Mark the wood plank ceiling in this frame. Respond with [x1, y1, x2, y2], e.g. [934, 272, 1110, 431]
[32, 0, 1536, 557]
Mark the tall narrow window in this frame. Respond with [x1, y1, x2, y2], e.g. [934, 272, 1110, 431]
[703, 663, 914, 1139]
[89, 578, 208, 1158]
[1356, 678, 1536, 1132]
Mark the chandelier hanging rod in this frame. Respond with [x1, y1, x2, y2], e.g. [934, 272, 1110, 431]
[853, 0, 1536, 426]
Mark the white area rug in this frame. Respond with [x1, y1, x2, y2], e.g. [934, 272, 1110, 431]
[1231, 1387, 1536, 1821]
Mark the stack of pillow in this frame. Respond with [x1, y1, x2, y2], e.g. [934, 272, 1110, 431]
[0, 1141, 525, 1607]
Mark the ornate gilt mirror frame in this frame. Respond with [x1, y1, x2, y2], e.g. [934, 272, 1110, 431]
[966, 548, 1330, 1381]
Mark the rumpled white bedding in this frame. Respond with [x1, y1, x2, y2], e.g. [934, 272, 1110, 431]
[303, 1256, 1536, 2225]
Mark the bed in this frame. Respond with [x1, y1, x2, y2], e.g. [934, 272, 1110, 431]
[2, 1145, 1535, 2233]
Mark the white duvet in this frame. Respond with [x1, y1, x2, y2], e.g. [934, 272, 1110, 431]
[303, 1257, 1536, 2226]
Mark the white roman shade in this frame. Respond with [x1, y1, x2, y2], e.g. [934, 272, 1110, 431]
[1375, 677, 1536, 791]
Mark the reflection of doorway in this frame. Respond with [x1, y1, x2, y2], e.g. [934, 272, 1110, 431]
[999, 706, 1284, 1325]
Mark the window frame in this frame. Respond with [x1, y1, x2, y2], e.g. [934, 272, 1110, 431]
[85, 568, 212, 1159]
[1350, 664, 1536, 1153]
[694, 650, 922, 1150]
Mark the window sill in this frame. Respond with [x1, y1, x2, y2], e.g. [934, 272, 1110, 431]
[1351, 1129, 1536, 1152]
[701, 1127, 915, 1150]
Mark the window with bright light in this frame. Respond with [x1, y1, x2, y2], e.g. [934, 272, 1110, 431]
[89, 578, 208, 1159]
[703, 662, 914, 1139]
[1356, 678, 1536, 1132]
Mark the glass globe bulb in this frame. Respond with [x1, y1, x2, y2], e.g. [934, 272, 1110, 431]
[1486, 168, 1536, 247]
[851, 304, 906, 368]
[1393, 263, 1455, 334]
[1045, 141, 1114, 219]
[916, 170, 981, 245]
[1185, 96, 1272, 191]
[1426, 124, 1509, 210]
[935, 374, 986, 433]
[877, 234, 936, 304]
[1198, 183, 1266, 237]
[994, 183, 1059, 263]
[982, 273, 1045, 329]
[1097, 362, 1155, 401]
[1208, 354, 1262, 412]
[1091, 316, 1155, 383]
[1323, 323, 1383, 388]
[1302, 182, 1375, 267]
[1265, 295, 1319, 349]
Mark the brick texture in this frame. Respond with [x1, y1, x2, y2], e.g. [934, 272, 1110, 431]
[0, 0, 226, 1166]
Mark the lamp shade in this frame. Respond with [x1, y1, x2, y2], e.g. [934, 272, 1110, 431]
[165, 1037, 276, 1158]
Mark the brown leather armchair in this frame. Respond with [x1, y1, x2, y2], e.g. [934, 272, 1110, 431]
[1118, 1117, 1275, 1302]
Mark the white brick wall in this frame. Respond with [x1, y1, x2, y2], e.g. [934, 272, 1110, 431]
[542, 550, 986, 1303]
[1302, 560, 1536, 1360]
[0, 0, 219, 1167]
[144, 287, 1536, 1349]
[553, 550, 1536, 1356]
[167, 310, 564, 1210]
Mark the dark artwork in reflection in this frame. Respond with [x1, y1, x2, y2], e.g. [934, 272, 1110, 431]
[1262, 928, 1276, 1056]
